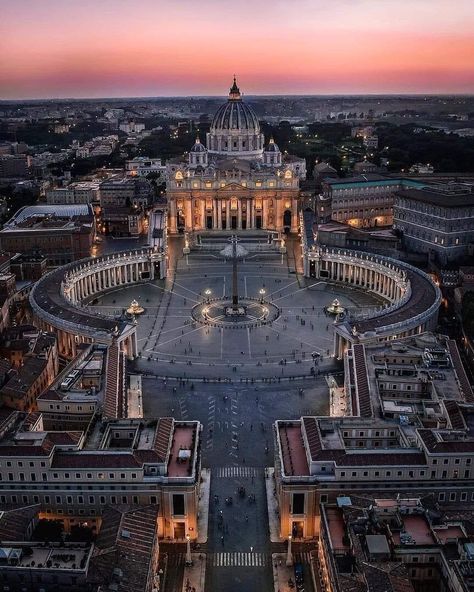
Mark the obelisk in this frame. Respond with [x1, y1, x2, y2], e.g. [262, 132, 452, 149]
[231, 235, 239, 308]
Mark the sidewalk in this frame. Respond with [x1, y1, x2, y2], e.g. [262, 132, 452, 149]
[272, 553, 297, 592]
[197, 468, 210, 543]
[182, 553, 206, 592]
[265, 467, 282, 542]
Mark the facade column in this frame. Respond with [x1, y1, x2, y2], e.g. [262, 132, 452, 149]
[169, 199, 177, 233]
[201, 200, 206, 230]
[212, 200, 216, 229]
[226, 201, 230, 230]
[238, 201, 242, 229]
[291, 197, 298, 233]
[184, 199, 193, 232]
[217, 201, 222, 229]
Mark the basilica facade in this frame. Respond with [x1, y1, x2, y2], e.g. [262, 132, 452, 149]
[166, 79, 306, 234]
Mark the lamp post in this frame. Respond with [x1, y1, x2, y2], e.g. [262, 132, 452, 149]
[204, 288, 212, 303]
[186, 534, 192, 566]
[286, 534, 293, 566]
[259, 288, 266, 304]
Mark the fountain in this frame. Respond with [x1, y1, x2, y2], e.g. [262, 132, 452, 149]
[126, 299, 145, 315]
[326, 298, 346, 316]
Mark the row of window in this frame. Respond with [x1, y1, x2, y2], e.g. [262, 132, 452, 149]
[0, 492, 156, 506]
[0, 469, 139, 481]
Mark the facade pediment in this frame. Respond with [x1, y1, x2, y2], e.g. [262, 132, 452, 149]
[217, 182, 248, 192]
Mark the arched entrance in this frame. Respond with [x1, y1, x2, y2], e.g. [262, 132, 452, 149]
[177, 210, 185, 233]
[283, 210, 292, 234]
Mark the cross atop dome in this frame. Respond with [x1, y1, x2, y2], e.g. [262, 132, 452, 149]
[229, 76, 241, 100]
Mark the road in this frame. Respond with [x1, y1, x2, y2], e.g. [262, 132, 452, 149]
[143, 380, 330, 592]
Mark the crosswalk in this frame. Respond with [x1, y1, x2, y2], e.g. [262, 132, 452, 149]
[294, 551, 313, 564]
[210, 552, 268, 567]
[215, 466, 261, 478]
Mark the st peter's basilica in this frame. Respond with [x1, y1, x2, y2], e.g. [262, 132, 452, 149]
[166, 78, 306, 234]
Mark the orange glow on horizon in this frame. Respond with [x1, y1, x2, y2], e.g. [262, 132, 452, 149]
[1, 0, 473, 98]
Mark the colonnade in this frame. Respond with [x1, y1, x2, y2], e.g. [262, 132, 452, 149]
[318, 255, 407, 303]
[170, 196, 298, 233]
[30, 249, 166, 360]
[64, 255, 154, 306]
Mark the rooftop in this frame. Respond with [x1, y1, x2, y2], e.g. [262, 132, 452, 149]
[397, 184, 474, 208]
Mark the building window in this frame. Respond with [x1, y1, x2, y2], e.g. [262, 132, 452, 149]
[438, 492, 445, 502]
[173, 494, 185, 516]
[449, 492, 456, 501]
[292, 493, 305, 514]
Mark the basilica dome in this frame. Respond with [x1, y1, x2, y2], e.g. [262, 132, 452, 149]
[206, 78, 265, 160]
[211, 79, 260, 132]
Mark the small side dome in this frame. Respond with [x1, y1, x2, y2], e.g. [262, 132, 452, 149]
[190, 137, 207, 153]
[265, 137, 280, 153]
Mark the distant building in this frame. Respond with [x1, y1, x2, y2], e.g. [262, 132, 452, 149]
[363, 134, 378, 149]
[409, 163, 434, 174]
[126, 157, 166, 178]
[0, 327, 58, 412]
[119, 121, 145, 134]
[353, 160, 378, 174]
[351, 125, 375, 139]
[0, 204, 95, 266]
[320, 175, 426, 228]
[46, 182, 100, 205]
[100, 176, 152, 209]
[394, 183, 474, 265]
[10, 252, 48, 282]
[0, 154, 31, 179]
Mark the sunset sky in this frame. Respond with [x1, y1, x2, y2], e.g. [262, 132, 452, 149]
[1, 0, 473, 99]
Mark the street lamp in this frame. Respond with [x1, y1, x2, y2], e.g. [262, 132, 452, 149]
[185, 533, 192, 566]
[204, 288, 212, 303]
[259, 288, 266, 303]
[286, 534, 293, 567]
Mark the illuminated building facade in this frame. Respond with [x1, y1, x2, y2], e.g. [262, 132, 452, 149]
[166, 78, 306, 234]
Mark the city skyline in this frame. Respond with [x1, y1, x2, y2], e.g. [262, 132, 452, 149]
[1, 0, 474, 99]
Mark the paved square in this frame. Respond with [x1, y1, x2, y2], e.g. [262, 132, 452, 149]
[92, 239, 383, 380]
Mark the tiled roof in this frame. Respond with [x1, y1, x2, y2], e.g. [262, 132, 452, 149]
[448, 340, 474, 402]
[0, 504, 39, 541]
[418, 428, 474, 454]
[51, 452, 141, 469]
[444, 400, 467, 431]
[88, 504, 159, 592]
[46, 431, 82, 446]
[302, 417, 323, 460]
[153, 417, 173, 462]
[352, 344, 373, 418]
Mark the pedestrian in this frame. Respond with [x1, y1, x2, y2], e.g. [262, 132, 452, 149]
[242, 457, 245, 464]
[221, 535, 224, 546]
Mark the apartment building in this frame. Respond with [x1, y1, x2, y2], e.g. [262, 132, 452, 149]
[0, 413, 202, 541]
[274, 335, 474, 540]
[318, 494, 474, 592]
